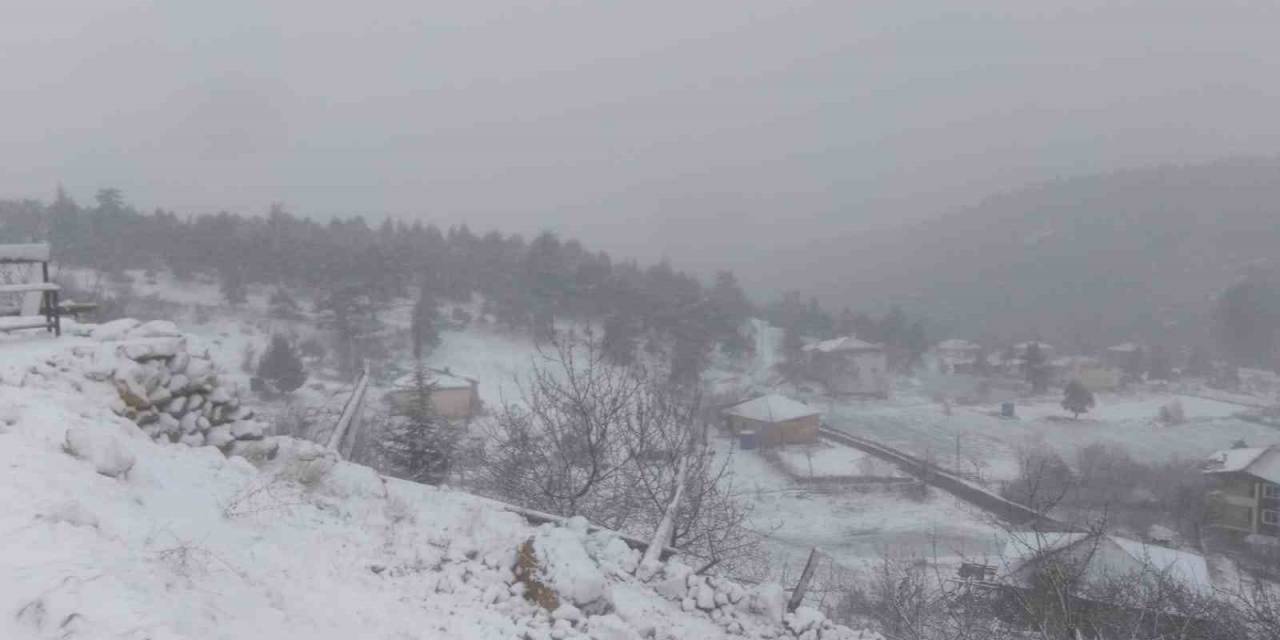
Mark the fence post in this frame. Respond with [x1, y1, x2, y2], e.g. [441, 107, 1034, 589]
[787, 547, 822, 612]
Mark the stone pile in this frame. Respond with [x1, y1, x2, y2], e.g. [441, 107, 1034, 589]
[81, 318, 268, 454]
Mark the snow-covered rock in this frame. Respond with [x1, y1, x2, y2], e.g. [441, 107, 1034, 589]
[89, 318, 140, 341]
[750, 582, 788, 625]
[532, 524, 610, 608]
[63, 425, 135, 478]
[231, 419, 265, 440]
[130, 320, 182, 338]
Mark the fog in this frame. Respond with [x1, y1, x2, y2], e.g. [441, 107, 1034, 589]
[4, 0, 1280, 290]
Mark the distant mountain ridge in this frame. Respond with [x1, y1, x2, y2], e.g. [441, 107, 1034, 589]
[807, 157, 1280, 350]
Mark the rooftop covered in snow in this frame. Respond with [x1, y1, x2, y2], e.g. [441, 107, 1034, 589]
[1204, 446, 1280, 484]
[1001, 532, 1213, 595]
[802, 336, 882, 354]
[0, 243, 50, 263]
[722, 394, 821, 423]
[935, 339, 980, 351]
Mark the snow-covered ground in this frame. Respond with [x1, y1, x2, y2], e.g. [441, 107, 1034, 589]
[1, 325, 878, 640]
[817, 388, 1280, 484]
[719, 437, 1003, 577]
[772, 443, 906, 479]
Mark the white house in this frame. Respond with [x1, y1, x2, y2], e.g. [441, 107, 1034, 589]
[802, 336, 889, 397]
[934, 338, 982, 374]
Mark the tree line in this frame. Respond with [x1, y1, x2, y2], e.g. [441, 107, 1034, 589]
[1, 188, 760, 380]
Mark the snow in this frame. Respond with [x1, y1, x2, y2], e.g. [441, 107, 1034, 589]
[773, 443, 906, 478]
[1206, 446, 1280, 484]
[936, 339, 980, 351]
[0, 243, 50, 262]
[63, 424, 137, 478]
[820, 388, 1280, 484]
[2, 323, 875, 640]
[803, 336, 881, 353]
[724, 394, 821, 423]
[1001, 532, 1213, 595]
[719, 434, 1004, 574]
[420, 326, 543, 407]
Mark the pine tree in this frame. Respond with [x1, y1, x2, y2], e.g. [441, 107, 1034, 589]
[268, 287, 303, 321]
[780, 324, 806, 380]
[1185, 346, 1213, 378]
[601, 312, 641, 366]
[220, 266, 248, 307]
[1061, 379, 1095, 419]
[1122, 347, 1147, 383]
[1147, 345, 1173, 380]
[256, 334, 307, 394]
[1024, 342, 1050, 394]
[410, 286, 442, 359]
[380, 364, 456, 485]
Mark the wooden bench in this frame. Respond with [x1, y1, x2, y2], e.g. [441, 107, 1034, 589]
[0, 243, 61, 336]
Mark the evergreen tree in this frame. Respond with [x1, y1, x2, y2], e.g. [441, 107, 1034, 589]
[220, 266, 248, 307]
[1061, 379, 1095, 419]
[1215, 278, 1280, 369]
[315, 284, 387, 378]
[380, 364, 456, 484]
[268, 287, 303, 321]
[780, 324, 806, 381]
[706, 271, 753, 358]
[1122, 346, 1147, 383]
[256, 334, 307, 394]
[1023, 342, 1050, 394]
[1185, 346, 1213, 378]
[904, 320, 928, 370]
[410, 286, 442, 358]
[601, 312, 641, 366]
[1147, 345, 1173, 380]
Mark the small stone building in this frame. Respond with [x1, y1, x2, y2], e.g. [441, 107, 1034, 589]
[387, 367, 481, 423]
[721, 394, 822, 446]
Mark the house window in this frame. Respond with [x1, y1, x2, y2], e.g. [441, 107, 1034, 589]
[1264, 484, 1280, 499]
[1263, 510, 1280, 526]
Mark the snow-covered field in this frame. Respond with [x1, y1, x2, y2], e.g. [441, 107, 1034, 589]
[818, 388, 1280, 484]
[0, 325, 878, 640]
[721, 437, 1003, 576]
[772, 443, 906, 479]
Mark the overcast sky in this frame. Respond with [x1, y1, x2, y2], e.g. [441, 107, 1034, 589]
[4, 1, 1279, 288]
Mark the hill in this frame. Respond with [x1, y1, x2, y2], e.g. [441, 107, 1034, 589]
[794, 157, 1280, 350]
[0, 323, 875, 640]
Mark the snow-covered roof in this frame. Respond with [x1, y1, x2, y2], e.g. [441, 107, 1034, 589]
[1204, 446, 1280, 484]
[1106, 342, 1142, 353]
[0, 243, 50, 262]
[391, 367, 477, 391]
[802, 336, 882, 354]
[722, 394, 821, 423]
[936, 339, 980, 351]
[1108, 538, 1213, 594]
[1001, 532, 1212, 595]
[1013, 341, 1052, 351]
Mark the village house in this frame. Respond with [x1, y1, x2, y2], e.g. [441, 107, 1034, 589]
[1203, 446, 1280, 539]
[1052, 355, 1123, 392]
[1000, 531, 1213, 597]
[802, 335, 890, 397]
[721, 393, 822, 447]
[934, 338, 982, 375]
[386, 367, 481, 424]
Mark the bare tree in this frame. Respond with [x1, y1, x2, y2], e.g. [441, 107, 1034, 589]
[474, 328, 763, 577]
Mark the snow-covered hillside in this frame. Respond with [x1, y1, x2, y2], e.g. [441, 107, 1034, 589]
[0, 324, 879, 640]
